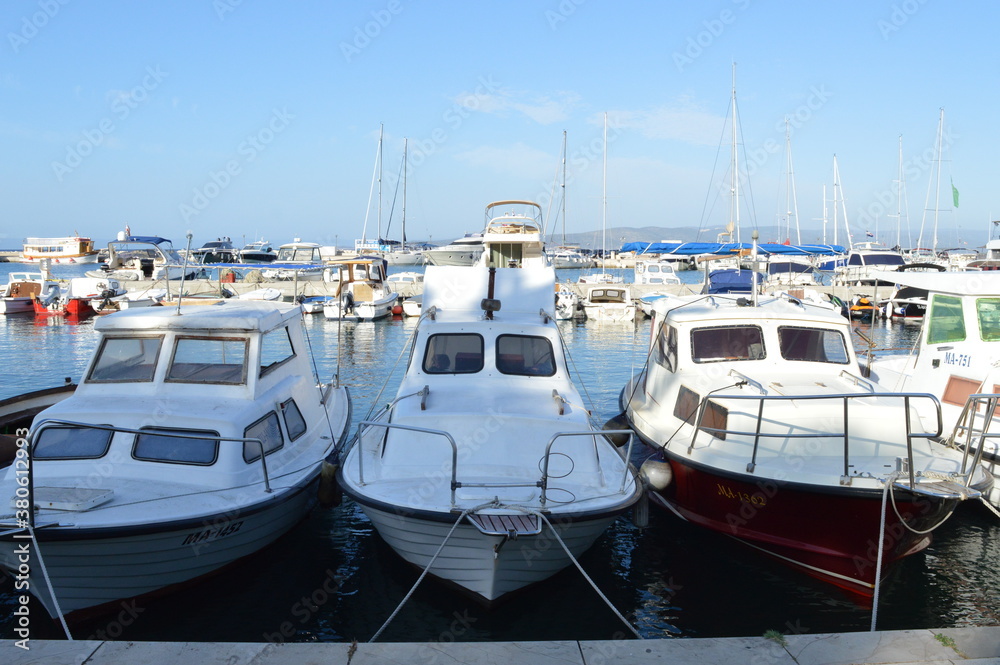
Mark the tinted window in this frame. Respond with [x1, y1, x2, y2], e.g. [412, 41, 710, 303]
[260, 327, 295, 377]
[423, 334, 484, 374]
[281, 399, 307, 441]
[133, 427, 219, 465]
[34, 426, 113, 459]
[927, 295, 966, 344]
[244, 412, 283, 463]
[691, 326, 764, 363]
[87, 336, 162, 382]
[496, 335, 556, 376]
[778, 326, 849, 364]
[977, 297, 1000, 342]
[167, 337, 248, 384]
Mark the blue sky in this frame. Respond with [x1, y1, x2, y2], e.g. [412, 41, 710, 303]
[1, 1, 997, 250]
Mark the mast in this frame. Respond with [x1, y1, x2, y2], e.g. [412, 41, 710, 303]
[832, 156, 839, 246]
[561, 130, 567, 244]
[783, 118, 801, 244]
[402, 138, 407, 245]
[377, 124, 383, 245]
[602, 112, 608, 275]
[932, 108, 944, 252]
[730, 63, 741, 243]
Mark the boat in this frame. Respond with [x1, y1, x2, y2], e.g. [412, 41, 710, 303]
[260, 241, 326, 281]
[238, 240, 278, 264]
[0, 382, 76, 468]
[763, 256, 820, 288]
[336, 200, 640, 603]
[702, 267, 764, 294]
[581, 285, 637, 322]
[322, 256, 399, 321]
[296, 295, 333, 314]
[867, 270, 1000, 506]
[555, 286, 583, 320]
[422, 234, 484, 266]
[620, 288, 992, 598]
[86, 234, 198, 281]
[875, 263, 946, 319]
[634, 259, 683, 286]
[33, 277, 128, 318]
[21, 236, 99, 264]
[189, 237, 239, 264]
[0, 271, 62, 314]
[89, 287, 167, 313]
[0, 301, 352, 621]
[547, 247, 595, 269]
[832, 243, 906, 286]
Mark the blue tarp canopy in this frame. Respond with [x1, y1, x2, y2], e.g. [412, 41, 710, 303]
[619, 241, 846, 256]
[119, 236, 172, 245]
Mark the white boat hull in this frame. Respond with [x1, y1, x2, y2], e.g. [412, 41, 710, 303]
[323, 295, 396, 321]
[0, 479, 319, 620]
[0, 297, 34, 314]
[424, 249, 483, 267]
[361, 504, 615, 602]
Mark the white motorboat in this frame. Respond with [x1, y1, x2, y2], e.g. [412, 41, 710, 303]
[0, 301, 352, 622]
[0, 271, 61, 314]
[190, 237, 239, 264]
[867, 270, 1000, 506]
[422, 234, 483, 266]
[261, 241, 326, 281]
[621, 289, 991, 598]
[238, 240, 278, 264]
[763, 255, 820, 288]
[555, 286, 583, 320]
[581, 286, 637, 322]
[87, 234, 199, 281]
[547, 247, 595, 269]
[322, 256, 399, 321]
[337, 200, 640, 603]
[634, 259, 682, 286]
[90, 286, 167, 313]
[831, 243, 906, 286]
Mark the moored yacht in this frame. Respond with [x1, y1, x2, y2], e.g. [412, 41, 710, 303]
[87, 235, 197, 281]
[322, 256, 399, 321]
[620, 289, 991, 597]
[0, 301, 352, 621]
[336, 200, 640, 603]
[422, 234, 483, 266]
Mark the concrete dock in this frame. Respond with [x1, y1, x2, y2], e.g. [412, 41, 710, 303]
[4, 627, 999, 664]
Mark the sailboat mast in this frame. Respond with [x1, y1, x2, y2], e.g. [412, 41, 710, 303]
[932, 108, 944, 253]
[561, 130, 567, 244]
[377, 123, 383, 246]
[602, 112, 608, 274]
[894, 135, 903, 249]
[832, 156, 839, 246]
[731, 64, 740, 243]
[784, 118, 801, 244]
[402, 138, 407, 245]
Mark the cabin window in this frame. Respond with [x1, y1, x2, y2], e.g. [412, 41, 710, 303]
[260, 326, 295, 377]
[496, 334, 556, 376]
[977, 298, 1000, 342]
[281, 398, 307, 441]
[653, 324, 678, 372]
[244, 412, 284, 463]
[423, 333, 484, 374]
[166, 336, 248, 385]
[777, 326, 849, 364]
[87, 336, 163, 383]
[673, 386, 727, 440]
[133, 427, 219, 465]
[691, 326, 764, 363]
[927, 295, 966, 344]
[33, 425, 113, 459]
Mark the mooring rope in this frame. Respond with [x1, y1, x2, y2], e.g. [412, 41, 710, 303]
[870, 475, 892, 632]
[980, 496, 1000, 520]
[28, 524, 73, 640]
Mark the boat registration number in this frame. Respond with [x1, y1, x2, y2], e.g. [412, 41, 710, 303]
[716, 483, 767, 506]
[943, 352, 972, 368]
[182, 521, 244, 546]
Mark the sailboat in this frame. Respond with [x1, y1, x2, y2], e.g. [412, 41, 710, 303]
[547, 131, 594, 270]
[384, 138, 425, 266]
[580, 114, 637, 322]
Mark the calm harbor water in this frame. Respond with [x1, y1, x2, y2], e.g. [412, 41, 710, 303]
[1, 262, 997, 643]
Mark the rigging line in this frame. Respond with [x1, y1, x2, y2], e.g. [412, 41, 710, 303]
[734, 107, 759, 232]
[381, 150, 406, 240]
[363, 321, 419, 422]
[697, 98, 733, 234]
[300, 313, 340, 445]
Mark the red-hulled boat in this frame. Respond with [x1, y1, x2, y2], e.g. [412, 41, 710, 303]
[621, 289, 992, 598]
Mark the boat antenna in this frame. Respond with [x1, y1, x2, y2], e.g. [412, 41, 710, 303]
[175, 232, 193, 315]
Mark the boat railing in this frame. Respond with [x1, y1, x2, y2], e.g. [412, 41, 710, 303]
[19, 419, 273, 530]
[945, 393, 1000, 477]
[689, 391, 944, 489]
[539, 429, 636, 506]
[355, 419, 460, 506]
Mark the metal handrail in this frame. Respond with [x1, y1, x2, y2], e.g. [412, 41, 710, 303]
[539, 429, 635, 506]
[355, 420, 459, 506]
[21, 419, 274, 530]
[948, 393, 1000, 477]
[683, 391, 943, 489]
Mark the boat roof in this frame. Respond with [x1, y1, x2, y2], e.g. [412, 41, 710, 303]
[872, 270, 1000, 296]
[653, 293, 848, 327]
[94, 301, 300, 333]
[423, 265, 556, 317]
[109, 235, 172, 245]
[278, 241, 321, 248]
